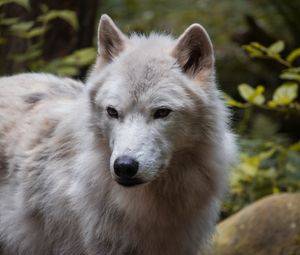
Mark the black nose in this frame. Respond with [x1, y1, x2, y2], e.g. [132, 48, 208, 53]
[114, 156, 139, 179]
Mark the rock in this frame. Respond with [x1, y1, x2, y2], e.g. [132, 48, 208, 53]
[213, 193, 300, 255]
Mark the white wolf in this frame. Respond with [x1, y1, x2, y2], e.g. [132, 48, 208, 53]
[0, 15, 236, 255]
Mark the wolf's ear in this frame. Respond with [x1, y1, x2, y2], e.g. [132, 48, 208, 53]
[172, 24, 214, 80]
[97, 14, 127, 64]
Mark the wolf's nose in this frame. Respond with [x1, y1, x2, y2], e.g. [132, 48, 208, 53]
[114, 156, 139, 179]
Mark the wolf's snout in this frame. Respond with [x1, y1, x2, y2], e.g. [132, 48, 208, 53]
[114, 155, 139, 179]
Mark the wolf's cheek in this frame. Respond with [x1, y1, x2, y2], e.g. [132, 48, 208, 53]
[163, 112, 201, 151]
[133, 141, 171, 181]
[93, 111, 120, 148]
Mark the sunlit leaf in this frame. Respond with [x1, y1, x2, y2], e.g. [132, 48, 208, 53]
[238, 83, 254, 101]
[10, 21, 34, 34]
[284, 67, 300, 74]
[257, 148, 276, 160]
[0, 0, 30, 10]
[238, 83, 265, 105]
[250, 42, 268, 52]
[223, 93, 244, 108]
[243, 45, 263, 58]
[38, 10, 78, 29]
[267, 101, 277, 108]
[269, 82, 298, 106]
[252, 85, 265, 105]
[24, 27, 47, 38]
[67, 48, 96, 65]
[280, 72, 300, 82]
[0, 17, 19, 26]
[11, 48, 42, 62]
[286, 48, 300, 63]
[290, 141, 300, 151]
[56, 66, 78, 76]
[268, 40, 285, 55]
[38, 47, 95, 76]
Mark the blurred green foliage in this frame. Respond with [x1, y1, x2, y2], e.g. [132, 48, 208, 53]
[226, 41, 300, 110]
[0, 0, 95, 76]
[223, 41, 300, 216]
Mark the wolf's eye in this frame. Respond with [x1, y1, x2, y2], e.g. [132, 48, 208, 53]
[107, 106, 119, 119]
[153, 108, 172, 119]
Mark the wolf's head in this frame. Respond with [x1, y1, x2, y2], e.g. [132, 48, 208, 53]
[87, 15, 218, 187]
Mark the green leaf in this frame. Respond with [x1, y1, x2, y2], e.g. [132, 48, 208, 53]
[0, 0, 30, 10]
[0, 17, 19, 26]
[280, 72, 300, 82]
[223, 93, 244, 108]
[238, 83, 265, 105]
[284, 67, 300, 74]
[252, 85, 266, 105]
[9, 21, 34, 34]
[286, 48, 300, 63]
[267, 101, 277, 108]
[38, 47, 95, 76]
[55, 66, 78, 76]
[24, 27, 47, 38]
[269, 82, 298, 106]
[268, 41, 285, 55]
[59, 48, 96, 66]
[257, 148, 276, 161]
[243, 45, 264, 58]
[290, 141, 300, 151]
[238, 83, 255, 101]
[11, 48, 42, 62]
[38, 10, 78, 29]
[250, 42, 268, 52]
[68, 48, 96, 65]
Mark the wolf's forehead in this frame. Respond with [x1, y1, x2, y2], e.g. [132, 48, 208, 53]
[119, 51, 176, 92]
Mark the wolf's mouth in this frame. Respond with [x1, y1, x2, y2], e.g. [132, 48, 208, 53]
[115, 178, 145, 187]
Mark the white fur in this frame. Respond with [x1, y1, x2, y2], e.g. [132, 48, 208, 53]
[0, 17, 236, 255]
